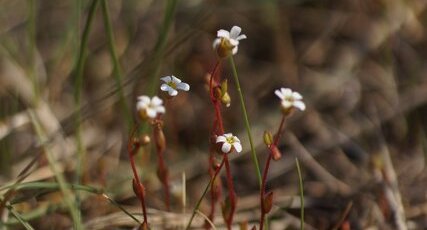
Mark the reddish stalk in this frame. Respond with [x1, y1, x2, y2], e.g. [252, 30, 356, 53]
[127, 126, 148, 226]
[224, 154, 236, 229]
[205, 60, 226, 229]
[259, 115, 286, 230]
[153, 120, 171, 211]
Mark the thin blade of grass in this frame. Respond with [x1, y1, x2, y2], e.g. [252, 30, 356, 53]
[6, 204, 35, 230]
[295, 157, 304, 230]
[100, 0, 132, 129]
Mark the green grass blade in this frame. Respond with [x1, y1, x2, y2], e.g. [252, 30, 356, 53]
[229, 56, 262, 188]
[295, 157, 305, 230]
[100, 0, 132, 129]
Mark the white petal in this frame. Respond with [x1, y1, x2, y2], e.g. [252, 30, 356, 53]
[221, 143, 232, 153]
[236, 34, 247, 41]
[229, 26, 242, 39]
[293, 101, 306, 111]
[281, 88, 293, 97]
[292, 92, 303, 100]
[160, 76, 171, 83]
[171, 75, 181, 83]
[216, 136, 227, 143]
[152, 96, 163, 106]
[176, 82, 190, 91]
[224, 133, 233, 138]
[229, 39, 239, 46]
[233, 142, 242, 153]
[138, 96, 150, 104]
[232, 136, 240, 143]
[160, 84, 170, 91]
[217, 29, 230, 38]
[156, 105, 166, 114]
[146, 108, 157, 118]
[168, 89, 178, 96]
[232, 46, 238, 55]
[275, 89, 284, 99]
[282, 100, 293, 109]
[213, 38, 221, 49]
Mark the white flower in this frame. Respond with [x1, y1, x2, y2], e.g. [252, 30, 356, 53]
[274, 88, 306, 111]
[213, 26, 247, 57]
[160, 75, 190, 97]
[216, 133, 242, 153]
[136, 95, 165, 119]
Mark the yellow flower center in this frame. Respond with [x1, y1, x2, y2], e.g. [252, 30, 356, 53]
[226, 136, 235, 144]
[167, 81, 177, 89]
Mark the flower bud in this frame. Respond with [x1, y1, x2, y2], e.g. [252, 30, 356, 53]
[221, 92, 231, 107]
[138, 222, 149, 230]
[221, 196, 232, 222]
[153, 122, 166, 153]
[139, 134, 151, 146]
[214, 87, 222, 100]
[263, 131, 273, 147]
[132, 179, 145, 199]
[221, 79, 228, 94]
[262, 191, 274, 213]
[270, 145, 282, 161]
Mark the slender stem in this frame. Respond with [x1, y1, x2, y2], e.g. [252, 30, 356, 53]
[273, 115, 286, 145]
[295, 158, 305, 230]
[260, 115, 286, 230]
[153, 123, 171, 210]
[127, 126, 148, 225]
[186, 158, 225, 230]
[228, 56, 262, 187]
[73, 1, 99, 224]
[223, 154, 236, 229]
[100, 0, 132, 129]
[209, 61, 224, 134]
[259, 153, 272, 230]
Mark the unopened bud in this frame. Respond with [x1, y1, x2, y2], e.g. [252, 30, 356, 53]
[221, 79, 228, 94]
[132, 179, 145, 199]
[270, 145, 282, 161]
[139, 134, 151, 146]
[221, 197, 232, 223]
[262, 191, 274, 213]
[221, 92, 231, 107]
[263, 131, 273, 147]
[138, 222, 149, 230]
[153, 122, 166, 153]
[214, 87, 222, 100]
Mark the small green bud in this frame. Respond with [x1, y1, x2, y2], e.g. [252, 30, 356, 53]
[263, 131, 273, 146]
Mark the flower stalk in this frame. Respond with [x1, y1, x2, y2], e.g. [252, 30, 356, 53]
[127, 126, 149, 226]
[229, 56, 262, 187]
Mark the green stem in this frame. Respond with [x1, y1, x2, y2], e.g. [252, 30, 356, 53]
[100, 0, 132, 129]
[295, 158, 304, 230]
[27, 111, 83, 230]
[72, 0, 99, 228]
[228, 56, 262, 187]
[6, 204, 35, 230]
[147, 0, 177, 96]
[186, 158, 225, 230]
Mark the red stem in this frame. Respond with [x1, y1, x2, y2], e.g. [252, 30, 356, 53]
[127, 126, 148, 225]
[260, 115, 286, 230]
[224, 154, 236, 229]
[156, 143, 171, 210]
